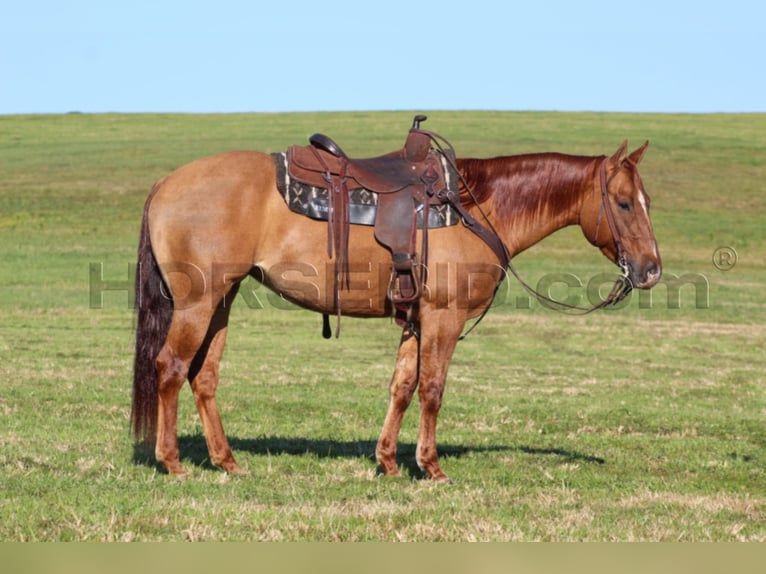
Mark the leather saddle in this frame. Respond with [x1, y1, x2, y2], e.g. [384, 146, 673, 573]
[286, 115, 455, 321]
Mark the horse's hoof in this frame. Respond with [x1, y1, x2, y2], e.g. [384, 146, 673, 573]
[224, 463, 246, 475]
[162, 460, 187, 477]
[163, 465, 188, 480]
[426, 468, 452, 484]
[429, 473, 453, 485]
[376, 463, 402, 478]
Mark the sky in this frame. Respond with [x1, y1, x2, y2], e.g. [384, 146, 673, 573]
[1, 1, 764, 114]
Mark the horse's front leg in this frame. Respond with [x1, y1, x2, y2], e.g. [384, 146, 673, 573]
[376, 325, 419, 477]
[414, 311, 463, 483]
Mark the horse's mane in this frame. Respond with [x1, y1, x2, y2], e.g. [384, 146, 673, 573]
[457, 154, 599, 224]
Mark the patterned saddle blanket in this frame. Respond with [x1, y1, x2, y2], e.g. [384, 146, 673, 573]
[272, 152, 460, 229]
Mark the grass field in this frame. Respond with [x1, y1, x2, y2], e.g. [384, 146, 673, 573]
[0, 111, 764, 541]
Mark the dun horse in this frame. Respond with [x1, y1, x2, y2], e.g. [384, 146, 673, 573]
[131, 126, 661, 482]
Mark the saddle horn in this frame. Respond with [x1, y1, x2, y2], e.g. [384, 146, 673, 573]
[412, 114, 428, 129]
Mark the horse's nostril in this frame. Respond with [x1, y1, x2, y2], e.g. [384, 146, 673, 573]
[644, 263, 661, 285]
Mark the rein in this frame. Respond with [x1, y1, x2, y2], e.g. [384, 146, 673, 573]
[503, 157, 633, 315]
[425, 143, 633, 335]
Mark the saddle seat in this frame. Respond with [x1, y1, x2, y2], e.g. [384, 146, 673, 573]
[302, 129, 433, 193]
[288, 118, 437, 194]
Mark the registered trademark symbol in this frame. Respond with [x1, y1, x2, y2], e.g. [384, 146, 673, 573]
[712, 247, 738, 271]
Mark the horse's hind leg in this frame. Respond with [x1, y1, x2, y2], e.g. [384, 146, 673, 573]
[188, 284, 243, 474]
[155, 303, 216, 475]
[155, 278, 244, 475]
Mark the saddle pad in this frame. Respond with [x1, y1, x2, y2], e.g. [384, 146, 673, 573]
[272, 153, 459, 229]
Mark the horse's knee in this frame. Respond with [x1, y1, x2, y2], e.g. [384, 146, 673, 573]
[418, 380, 444, 412]
[190, 371, 218, 402]
[390, 377, 417, 409]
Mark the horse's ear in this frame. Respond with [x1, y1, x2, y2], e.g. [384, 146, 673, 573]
[628, 140, 649, 165]
[610, 140, 629, 164]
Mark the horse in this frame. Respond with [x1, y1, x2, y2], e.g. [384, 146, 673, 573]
[131, 137, 661, 482]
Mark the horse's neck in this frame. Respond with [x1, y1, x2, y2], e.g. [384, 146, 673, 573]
[460, 155, 598, 256]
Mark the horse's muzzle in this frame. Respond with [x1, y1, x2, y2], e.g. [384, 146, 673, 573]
[631, 261, 662, 289]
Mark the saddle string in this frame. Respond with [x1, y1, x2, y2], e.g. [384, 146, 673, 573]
[311, 145, 351, 337]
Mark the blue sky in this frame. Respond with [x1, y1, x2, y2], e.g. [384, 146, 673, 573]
[2, 1, 763, 114]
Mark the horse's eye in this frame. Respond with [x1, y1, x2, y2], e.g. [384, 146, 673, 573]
[617, 201, 630, 211]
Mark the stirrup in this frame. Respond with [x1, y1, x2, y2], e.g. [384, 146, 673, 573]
[386, 255, 422, 304]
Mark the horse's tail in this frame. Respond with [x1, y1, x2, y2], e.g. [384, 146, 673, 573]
[131, 183, 172, 445]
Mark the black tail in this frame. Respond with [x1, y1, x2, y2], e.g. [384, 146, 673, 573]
[131, 186, 173, 445]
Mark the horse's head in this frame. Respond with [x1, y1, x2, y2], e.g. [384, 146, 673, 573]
[581, 141, 662, 290]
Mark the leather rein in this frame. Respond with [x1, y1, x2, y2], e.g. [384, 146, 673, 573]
[501, 156, 633, 315]
[421, 145, 633, 340]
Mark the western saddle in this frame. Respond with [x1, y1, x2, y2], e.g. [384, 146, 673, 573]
[285, 115, 509, 335]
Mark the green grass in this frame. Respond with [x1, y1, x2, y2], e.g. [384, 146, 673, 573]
[0, 111, 764, 541]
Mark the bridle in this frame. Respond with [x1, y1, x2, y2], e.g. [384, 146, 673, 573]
[503, 156, 634, 314]
[594, 157, 629, 283]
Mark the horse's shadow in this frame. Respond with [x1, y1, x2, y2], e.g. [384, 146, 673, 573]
[133, 434, 605, 479]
